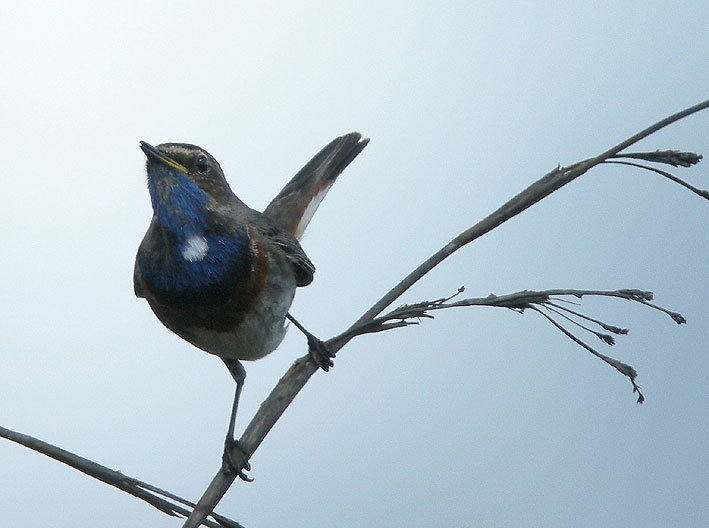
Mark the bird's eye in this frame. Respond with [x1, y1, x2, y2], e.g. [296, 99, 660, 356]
[196, 156, 209, 173]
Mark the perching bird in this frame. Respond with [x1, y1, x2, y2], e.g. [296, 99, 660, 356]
[134, 133, 368, 477]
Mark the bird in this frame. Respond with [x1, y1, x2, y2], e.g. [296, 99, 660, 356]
[134, 132, 368, 478]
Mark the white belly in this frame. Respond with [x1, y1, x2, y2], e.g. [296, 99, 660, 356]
[183, 272, 297, 361]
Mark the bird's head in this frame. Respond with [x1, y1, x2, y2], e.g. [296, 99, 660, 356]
[139, 142, 236, 232]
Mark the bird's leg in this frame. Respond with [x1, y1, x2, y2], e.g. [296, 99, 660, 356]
[286, 313, 334, 372]
[221, 358, 252, 481]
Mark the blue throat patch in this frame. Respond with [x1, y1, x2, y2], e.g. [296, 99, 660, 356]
[141, 167, 253, 306]
[148, 166, 209, 234]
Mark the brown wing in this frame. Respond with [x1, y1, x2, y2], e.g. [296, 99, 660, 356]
[268, 227, 316, 287]
[263, 132, 369, 240]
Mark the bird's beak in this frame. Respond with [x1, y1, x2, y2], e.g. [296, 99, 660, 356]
[139, 141, 189, 174]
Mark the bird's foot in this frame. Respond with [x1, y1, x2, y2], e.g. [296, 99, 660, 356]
[307, 335, 335, 372]
[286, 313, 335, 371]
[222, 439, 253, 481]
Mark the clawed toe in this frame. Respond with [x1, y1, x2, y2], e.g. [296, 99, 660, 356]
[307, 335, 335, 372]
[286, 313, 335, 372]
[222, 439, 253, 481]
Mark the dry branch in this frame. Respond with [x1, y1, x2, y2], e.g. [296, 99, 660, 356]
[0, 425, 241, 528]
[604, 149, 708, 200]
[181, 99, 709, 527]
[2, 98, 708, 528]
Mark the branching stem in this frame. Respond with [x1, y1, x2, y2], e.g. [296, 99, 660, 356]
[2, 99, 708, 528]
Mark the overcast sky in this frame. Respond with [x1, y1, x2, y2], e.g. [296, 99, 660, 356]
[1, 2, 708, 527]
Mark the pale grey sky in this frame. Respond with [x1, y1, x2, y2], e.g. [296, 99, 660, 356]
[1, 2, 708, 527]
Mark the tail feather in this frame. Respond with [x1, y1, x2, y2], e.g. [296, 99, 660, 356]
[263, 132, 369, 239]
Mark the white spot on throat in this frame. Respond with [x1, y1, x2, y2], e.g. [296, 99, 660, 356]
[182, 235, 209, 262]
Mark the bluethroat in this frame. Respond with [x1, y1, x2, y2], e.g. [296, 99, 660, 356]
[134, 133, 368, 478]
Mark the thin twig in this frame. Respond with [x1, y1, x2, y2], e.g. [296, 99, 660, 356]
[350, 99, 709, 329]
[340, 288, 684, 401]
[610, 150, 702, 167]
[545, 300, 629, 335]
[542, 303, 617, 345]
[528, 306, 645, 403]
[604, 160, 709, 200]
[0, 426, 242, 528]
[636, 298, 688, 324]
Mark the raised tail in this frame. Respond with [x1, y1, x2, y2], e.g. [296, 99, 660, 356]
[263, 132, 369, 240]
